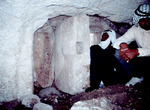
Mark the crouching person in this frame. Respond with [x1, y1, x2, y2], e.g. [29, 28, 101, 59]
[85, 30, 117, 92]
[113, 4, 150, 88]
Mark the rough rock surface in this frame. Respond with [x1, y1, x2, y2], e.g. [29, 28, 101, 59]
[0, 0, 148, 102]
[33, 103, 53, 110]
[39, 86, 61, 98]
[20, 94, 40, 108]
[41, 84, 149, 110]
[70, 97, 121, 110]
[0, 84, 150, 110]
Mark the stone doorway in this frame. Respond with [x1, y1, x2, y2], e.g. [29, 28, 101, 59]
[33, 14, 116, 95]
[33, 15, 90, 95]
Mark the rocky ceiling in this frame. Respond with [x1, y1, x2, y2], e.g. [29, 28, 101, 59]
[1, 0, 148, 27]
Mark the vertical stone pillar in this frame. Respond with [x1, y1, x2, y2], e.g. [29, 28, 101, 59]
[33, 25, 55, 88]
[55, 14, 90, 95]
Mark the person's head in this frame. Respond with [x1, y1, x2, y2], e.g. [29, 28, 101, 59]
[99, 30, 116, 49]
[133, 3, 150, 30]
[101, 30, 116, 42]
[138, 18, 150, 30]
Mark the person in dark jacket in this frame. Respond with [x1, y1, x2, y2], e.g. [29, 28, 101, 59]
[85, 30, 117, 92]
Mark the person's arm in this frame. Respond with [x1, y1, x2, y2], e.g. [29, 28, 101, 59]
[113, 26, 135, 49]
[138, 46, 150, 56]
[113, 26, 140, 61]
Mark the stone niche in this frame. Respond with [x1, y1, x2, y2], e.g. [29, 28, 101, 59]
[33, 14, 114, 95]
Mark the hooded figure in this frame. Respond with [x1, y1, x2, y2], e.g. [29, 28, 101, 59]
[99, 30, 116, 49]
[85, 30, 117, 92]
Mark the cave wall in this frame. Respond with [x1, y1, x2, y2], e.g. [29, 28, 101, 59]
[0, 0, 148, 101]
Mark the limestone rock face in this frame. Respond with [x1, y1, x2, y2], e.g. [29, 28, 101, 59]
[70, 97, 121, 110]
[55, 14, 90, 94]
[38, 86, 61, 98]
[21, 95, 40, 108]
[33, 103, 53, 110]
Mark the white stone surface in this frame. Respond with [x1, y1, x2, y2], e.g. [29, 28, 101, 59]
[33, 103, 53, 110]
[55, 14, 90, 95]
[70, 97, 120, 110]
[0, 0, 147, 101]
[21, 94, 40, 108]
[39, 87, 61, 98]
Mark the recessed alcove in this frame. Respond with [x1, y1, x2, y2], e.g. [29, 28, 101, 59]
[32, 14, 129, 95]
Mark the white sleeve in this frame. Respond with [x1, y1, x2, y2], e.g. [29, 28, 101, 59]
[138, 47, 150, 56]
[113, 26, 135, 49]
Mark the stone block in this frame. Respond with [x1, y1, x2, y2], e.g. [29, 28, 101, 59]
[54, 14, 90, 95]
[21, 94, 40, 108]
[33, 25, 55, 88]
[70, 97, 120, 110]
[33, 103, 53, 110]
[39, 86, 61, 98]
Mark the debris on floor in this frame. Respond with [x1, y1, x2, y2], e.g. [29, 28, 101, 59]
[0, 83, 150, 110]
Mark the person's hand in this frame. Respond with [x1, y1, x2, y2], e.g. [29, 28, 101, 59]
[124, 49, 139, 60]
[120, 43, 130, 62]
[119, 43, 139, 62]
[120, 43, 128, 49]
